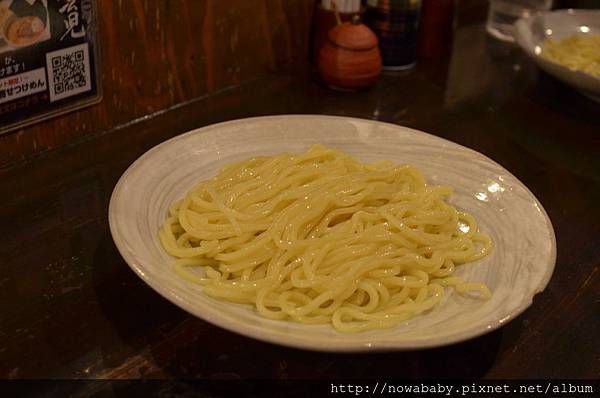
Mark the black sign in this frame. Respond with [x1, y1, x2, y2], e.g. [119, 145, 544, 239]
[0, 0, 100, 134]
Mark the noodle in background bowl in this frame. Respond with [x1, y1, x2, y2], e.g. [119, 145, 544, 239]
[514, 9, 600, 102]
[109, 115, 556, 352]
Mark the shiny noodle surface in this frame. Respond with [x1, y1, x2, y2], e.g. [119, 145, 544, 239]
[159, 145, 492, 332]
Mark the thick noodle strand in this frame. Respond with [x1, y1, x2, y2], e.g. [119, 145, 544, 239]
[159, 145, 493, 333]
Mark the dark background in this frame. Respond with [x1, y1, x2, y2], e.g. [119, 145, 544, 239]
[0, 0, 598, 384]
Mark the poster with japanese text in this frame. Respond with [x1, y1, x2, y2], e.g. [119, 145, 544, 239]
[0, 0, 100, 134]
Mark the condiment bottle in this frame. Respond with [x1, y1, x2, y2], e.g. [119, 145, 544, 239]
[317, 15, 382, 90]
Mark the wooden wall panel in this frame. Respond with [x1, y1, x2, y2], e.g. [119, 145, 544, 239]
[0, 0, 314, 168]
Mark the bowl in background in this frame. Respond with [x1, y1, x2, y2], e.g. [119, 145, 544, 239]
[514, 9, 600, 101]
[2, 13, 46, 48]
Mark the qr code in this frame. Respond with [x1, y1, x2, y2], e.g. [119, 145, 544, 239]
[46, 43, 92, 102]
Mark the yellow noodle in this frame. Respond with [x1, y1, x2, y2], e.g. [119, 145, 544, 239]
[542, 34, 600, 77]
[159, 145, 493, 333]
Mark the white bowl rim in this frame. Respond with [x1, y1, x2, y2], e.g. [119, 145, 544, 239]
[108, 115, 557, 352]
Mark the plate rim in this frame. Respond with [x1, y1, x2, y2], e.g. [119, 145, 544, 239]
[108, 114, 557, 352]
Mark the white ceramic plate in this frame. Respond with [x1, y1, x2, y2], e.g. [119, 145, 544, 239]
[109, 115, 556, 352]
[515, 9, 600, 102]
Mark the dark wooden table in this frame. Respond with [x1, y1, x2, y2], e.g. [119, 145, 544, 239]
[1, 21, 598, 385]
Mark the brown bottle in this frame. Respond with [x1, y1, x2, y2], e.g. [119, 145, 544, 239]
[417, 0, 454, 60]
[318, 16, 382, 90]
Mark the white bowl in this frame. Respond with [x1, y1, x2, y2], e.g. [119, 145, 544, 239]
[108, 115, 556, 352]
[514, 9, 600, 101]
